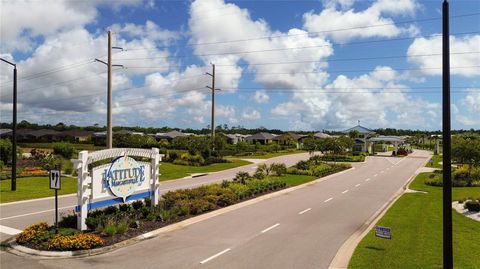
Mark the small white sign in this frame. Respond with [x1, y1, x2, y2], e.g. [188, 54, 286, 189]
[49, 170, 61, 190]
[375, 226, 392, 239]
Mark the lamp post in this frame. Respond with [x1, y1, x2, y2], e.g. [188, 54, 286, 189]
[1, 57, 17, 191]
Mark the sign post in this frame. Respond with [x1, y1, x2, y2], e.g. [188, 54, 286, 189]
[49, 166, 61, 232]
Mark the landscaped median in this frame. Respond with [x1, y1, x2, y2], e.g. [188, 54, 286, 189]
[10, 157, 350, 254]
[348, 172, 480, 269]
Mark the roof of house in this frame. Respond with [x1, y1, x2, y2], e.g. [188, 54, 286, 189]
[343, 125, 375, 134]
[156, 130, 187, 139]
[313, 132, 331, 138]
[368, 136, 405, 142]
[30, 129, 61, 137]
[246, 132, 277, 140]
[273, 133, 306, 140]
[0, 129, 12, 136]
[61, 129, 94, 137]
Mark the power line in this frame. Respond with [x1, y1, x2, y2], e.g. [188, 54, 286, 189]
[125, 12, 480, 51]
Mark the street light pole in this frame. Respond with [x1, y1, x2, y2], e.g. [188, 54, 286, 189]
[442, 1, 453, 268]
[0, 58, 17, 191]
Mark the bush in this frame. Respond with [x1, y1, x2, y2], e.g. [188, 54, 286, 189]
[52, 142, 75, 159]
[464, 200, 480, 212]
[234, 171, 250, 184]
[0, 139, 12, 164]
[131, 200, 144, 210]
[58, 214, 77, 229]
[270, 163, 287, 176]
[48, 233, 104, 251]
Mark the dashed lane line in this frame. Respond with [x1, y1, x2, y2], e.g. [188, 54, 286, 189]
[0, 225, 22, 235]
[324, 198, 333, 203]
[261, 223, 280, 233]
[341, 190, 349, 194]
[298, 208, 312, 215]
[355, 183, 361, 187]
[200, 248, 231, 264]
[365, 178, 371, 182]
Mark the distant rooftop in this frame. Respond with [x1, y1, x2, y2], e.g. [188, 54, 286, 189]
[343, 125, 375, 134]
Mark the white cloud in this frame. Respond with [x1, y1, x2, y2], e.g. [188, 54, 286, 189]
[463, 89, 480, 114]
[241, 108, 261, 120]
[253, 90, 269, 104]
[271, 65, 440, 130]
[303, 0, 420, 42]
[407, 34, 480, 77]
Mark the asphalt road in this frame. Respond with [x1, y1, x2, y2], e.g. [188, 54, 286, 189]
[0, 152, 313, 240]
[0, 150, 430, 269]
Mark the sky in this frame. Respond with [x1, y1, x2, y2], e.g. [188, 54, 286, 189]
[0, 0, 479, 131]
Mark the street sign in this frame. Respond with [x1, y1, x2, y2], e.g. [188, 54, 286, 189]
[375, 226, 392, 239]
[49, 170, 61, 190]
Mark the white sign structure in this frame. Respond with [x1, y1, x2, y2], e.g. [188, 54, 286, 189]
[49, 170, 61, 190]
[73, 148, 162, 230]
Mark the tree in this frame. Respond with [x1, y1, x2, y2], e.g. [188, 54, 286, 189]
[348, 130, 360, 139]
[0, 139, 12, 164]
[452, 135, 480, 179]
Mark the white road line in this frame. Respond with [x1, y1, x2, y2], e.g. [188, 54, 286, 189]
[341, 190, 349, 194]
[261, 223, 280, 233]
[324, 197, 333, 203]
[386, 168, 390, 170]
[365, 178, 371, 182]
[373, 174, 378, 177]
[298, 208, 312, 215]
[0, 225, 22, 235]
[200, 248, 231, 264]
[355, 183, 361, 187]
[0, 205, 74, 221]
[380, 171, 385, 174]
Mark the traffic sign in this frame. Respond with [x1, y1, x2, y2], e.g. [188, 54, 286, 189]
[375, 226, 392, 239]
[49, 170, 61, 190]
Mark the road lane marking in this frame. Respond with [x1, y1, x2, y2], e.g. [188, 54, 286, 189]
[355, 184, 361, 187]
[365, 178, 371, 182]
[341, 190, 349, 194]
[324, 198, 333, 203]
[380, 171, 385, 174]
[386, 168, 390, 170]
[261, 223, 280, 233]
[0, 225, 22, 235]
[0, 205, 74, 220]
[373, 174, 378, 177]
[298, 208, 312, 215]
[200, 248, 231, 264]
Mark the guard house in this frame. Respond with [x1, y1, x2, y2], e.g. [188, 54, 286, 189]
[368, 136, 405, 153]
[343, 125, 376, 153]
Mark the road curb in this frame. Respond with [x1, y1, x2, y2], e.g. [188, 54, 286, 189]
[6, 166, 353, 259]
[328, 151, 432, 269]
[0, 193, 77, 207]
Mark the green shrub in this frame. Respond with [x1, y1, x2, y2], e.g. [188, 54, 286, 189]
[119, 203, 131, 212]
[234, 171, 250, 184]
[270, 163, 287, 176]
[58, 214, 77, 229]
[116, 222, 129, 234]
[103, 206, 118, 215]
[0, 139, 12, 164]
[132, 200, 144, 210]
[103, 224, 117, 236]
[52, 142, 75, 159]
[464, 200, 480, 212]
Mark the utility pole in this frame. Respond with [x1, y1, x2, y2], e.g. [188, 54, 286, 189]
[442, 1, 453, 268]
[1, 57, 17, 191]
[95, 30, 123, 149]
[206, 64, 221, 151]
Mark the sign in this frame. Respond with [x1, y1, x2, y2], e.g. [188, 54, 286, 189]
[73, 148, 162, 230]
[102, 156, 146, 201]
[375, 226, 392, 239]
[49, 169, 61, 190]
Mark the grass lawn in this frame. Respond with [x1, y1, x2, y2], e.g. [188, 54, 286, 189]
[426, 154, 443, 169]
[237, 149, 305, 159]
[0, 176, 77, 203]
[159, 159, 251, 181]
[349, 172, 480, 269]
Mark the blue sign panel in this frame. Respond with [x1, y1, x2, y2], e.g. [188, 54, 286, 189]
[375, 226, 392, 239]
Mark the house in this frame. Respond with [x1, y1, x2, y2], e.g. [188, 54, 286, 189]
[225, 133, 248, 144]
[343, 125, 376, 153]
[313, 132, 331, 139]
[245, 132, 277, 145]
[0, 129, 12, 138]
[61, 130, 94, 142]
[273, 133, 306, 148]
[29, 129, 62, 142]
[155, 130, 189, 142]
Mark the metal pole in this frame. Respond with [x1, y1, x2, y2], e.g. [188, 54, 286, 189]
[442, 1, 453, 268]
[12, 66, 17, 191]
[107, 30, 113, 149]
[211, 64, 215, 143]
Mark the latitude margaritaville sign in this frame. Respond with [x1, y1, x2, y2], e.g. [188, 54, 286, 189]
[73, 148, 162, 230]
